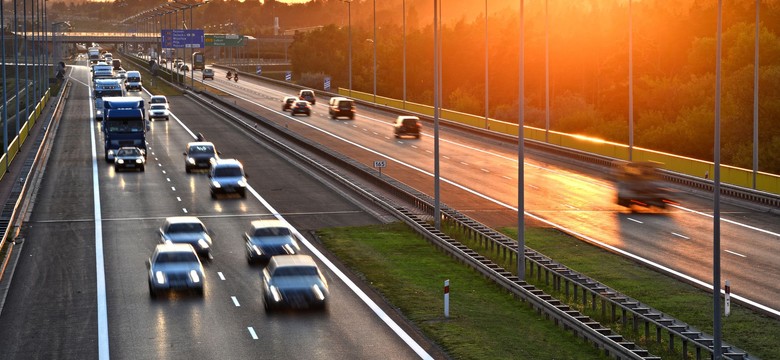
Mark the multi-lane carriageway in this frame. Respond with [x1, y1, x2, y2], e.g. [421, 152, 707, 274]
[0, 57, 778, 358]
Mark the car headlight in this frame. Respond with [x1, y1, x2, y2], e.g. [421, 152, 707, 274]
[96, 110, 102, 116]
[237, 179, 247, 187]
[135, 158, 143, 164]
[187, 157, 196, 164]
[197, 239, 210, 249]
[252, 245, 262, 256]
[155, 271, 166, 285]
[189, 270, 201, 283]
[282, 244, 296, 255]
[270, 285, 282, 302]
[108, 150, 115, 156]
[116, 159, 125, 164]
[312, 285, 325, 301]
[211, 180, 221, 188]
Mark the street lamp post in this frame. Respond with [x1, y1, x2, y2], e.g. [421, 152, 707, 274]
[372, 0, 377, 103]
[340, 0, 352, 97]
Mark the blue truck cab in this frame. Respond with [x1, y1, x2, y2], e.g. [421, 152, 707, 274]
[102, 96, 149, 162]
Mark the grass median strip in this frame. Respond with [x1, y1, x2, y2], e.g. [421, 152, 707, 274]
[318, 223, 609, 360]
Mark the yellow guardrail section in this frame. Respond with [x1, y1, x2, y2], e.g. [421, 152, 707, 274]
[340, 88, 780, 194]
[0, 89, 50, 180]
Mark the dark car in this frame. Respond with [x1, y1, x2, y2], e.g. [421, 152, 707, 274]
[244, 220, 300, 264]
[147, 244, 205, 298]
[209, 158, 248, 199]
[291, 100, 312, 116]
[299, 89, 316, 105]
[184, 141, 219, 173]
[393, 116, 422, 139]
[202, 68, 214, 80]
[159, 216, 213, 258]
[282, 96, 297, 111]
[113, 146, 145, 172]
[328, 97, 355, 120]
[263, 255, 329, 312]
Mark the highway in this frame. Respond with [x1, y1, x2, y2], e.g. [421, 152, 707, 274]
[0, 63, 442, 359]
[190, 65, 780, 314]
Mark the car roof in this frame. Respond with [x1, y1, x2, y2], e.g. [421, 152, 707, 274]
[284, 96, 297, 100]
[164, 216, 204, 225]
[269, 255, 317, 269]
[212, 158, 242, 167]
[127, 71, 141, 75]
[154, 243, 197, 254]
[187, 141, 214, 147]
[250, 219, 289, 230]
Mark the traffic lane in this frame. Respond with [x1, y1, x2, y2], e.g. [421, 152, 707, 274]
[111, 96, 429, 359]
[0, 77, 100, 358]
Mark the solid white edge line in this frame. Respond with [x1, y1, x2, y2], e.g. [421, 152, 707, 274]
[246, 186, 434, 360]
[89, 83, 110, 360]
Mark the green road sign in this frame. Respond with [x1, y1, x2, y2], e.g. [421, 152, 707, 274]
[205, 34, 246, 47]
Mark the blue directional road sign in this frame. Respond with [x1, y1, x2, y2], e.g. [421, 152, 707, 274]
[285, 71, 292, 81]
[161, 29, 205, 49]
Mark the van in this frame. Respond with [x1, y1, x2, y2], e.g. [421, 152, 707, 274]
[112, 59, 122, 71]
[328, 97, 355, 120]
[125, 71, 142, 91]
[299, 89, 316, 105]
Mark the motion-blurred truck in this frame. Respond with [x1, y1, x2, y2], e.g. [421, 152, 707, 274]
[614, 161, 670, 209]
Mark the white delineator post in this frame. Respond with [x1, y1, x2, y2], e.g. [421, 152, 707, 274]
[725, 280, 731, 317]
[444, 279, 450, 318]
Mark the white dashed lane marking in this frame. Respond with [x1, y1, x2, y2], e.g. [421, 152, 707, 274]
[218, 272, 225, 280]
[672, 232, 690, 240]
[248, 327, 258, 340]
[627, 218, 643, 224]
[725, 250, 747, 258]
[232, 296, 240, 307]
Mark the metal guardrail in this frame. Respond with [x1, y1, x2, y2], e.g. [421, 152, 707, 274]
[140, 63, 754, 359]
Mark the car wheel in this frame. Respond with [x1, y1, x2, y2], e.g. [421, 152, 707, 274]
[186, 166, 191, 174]
[149, 283, 157, 299]
[349, 115, 354, 120]
[415, 134, 420, 139]
[239, 189, 247, 198]
[196, 287, 204, 297]
[306, 112, 311, 116]
[210, 191, 217, 199]
[139, 165, 145, 172]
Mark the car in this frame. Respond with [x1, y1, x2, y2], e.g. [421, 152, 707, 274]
[115, 69, 127, 81]
[244, 220, 300, 264]
[150, 95, 169, 107]
[328, 97, 355, 120]
[180, 64, 189, 72]
[147, 243, 205, 298]
[299, 89, 316, 105]
[159, 216, 213, 259]
[160, 58, 168, 65]
[291, 100, 312, 116]
[393, 116, 422, 139]
[183, 141, 219, 173]
[209, 158, 248, 199]
[113, 146, 145, 172]
[282, 96, 297, 111]
[202, 68, 214, 80]
[263, 255, 329, 312]
[148, 103, 170, 121]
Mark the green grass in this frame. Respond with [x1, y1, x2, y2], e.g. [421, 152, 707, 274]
[318, 223, 610, 360]
[494, 226, 780, 359]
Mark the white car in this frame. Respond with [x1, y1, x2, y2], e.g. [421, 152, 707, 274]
[147, 244, 205, 298]
[148, 103, 170, 121]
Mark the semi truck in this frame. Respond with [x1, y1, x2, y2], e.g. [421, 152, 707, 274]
[614, 161, 670, 209]
[102, 96, 148, 161]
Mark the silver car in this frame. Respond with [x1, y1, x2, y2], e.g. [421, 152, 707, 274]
[147, 244, 205, 298]
[244, 220, 300, 264]
[148, 103, 170, 121]
[113, 146, 145, 172]
[262, 255, 329, 312]
[209, 159, 248, 199]
[159, 216, 213, 258]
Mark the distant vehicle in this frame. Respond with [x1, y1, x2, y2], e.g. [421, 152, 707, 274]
[282, 96, 297, 111]
[112, 59, 121, 71]
[183, 141, 219, 173]
[393, 116, 421, 139]
[208, 158, 248, 199]
[147, 243, 205, 298]
[180, 64, 189, 72]
[328, 97, 355, 120]
[244, 220, 300, 264]
[148, 103, 170, 121]
[91, 64, 114, 82]
[113, 147, 145, 172]
[614, 161, 671, 209]
[262, 255, 329, 312]
[291, 100, 312, 116]
[125, 71, 142, 91]
[115, 69, 128, 81]
[88, 47, 101, 64]
[202, 68, 214, 80]
[93, 78, 125, 121]
[150, 95, 169, 108]
[192, 52, 205, 71]
[159, 216, 213, 259]
[299, 89, 316, 105]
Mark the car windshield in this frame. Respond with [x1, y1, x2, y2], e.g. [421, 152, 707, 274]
[253, 227, 291, 237]
[155, 251, 198, 264]
[214, 167, 243, 177]
[106, 119, 144, 133]
[189, 145, 214, 155]
[117, 148, 140, 157]
[166, 222, 205, 233]
[151, 98, 166, 103]
[272, 266, 318, 277]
